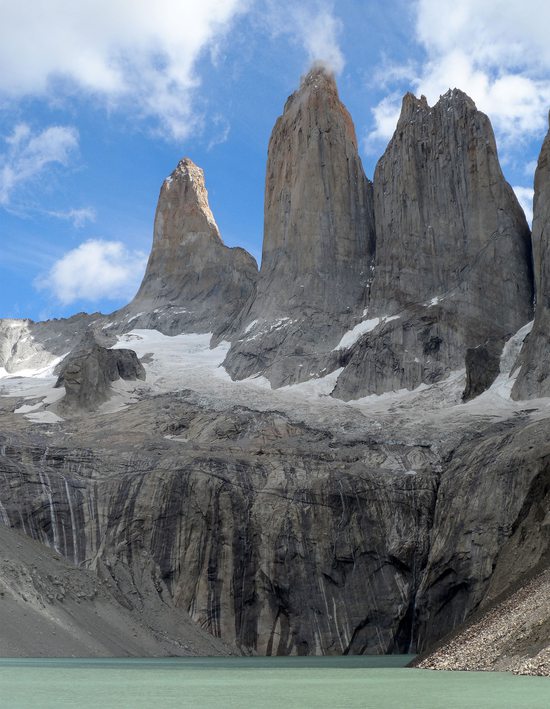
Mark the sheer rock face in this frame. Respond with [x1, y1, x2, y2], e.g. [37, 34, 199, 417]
[1, 391, 547, 658]
[125, 158, 258, 335]
[0, 402, 440, 656]
[414, 417, 550, 652]
[220, 66, 376, 387]
[333, 90, 534, 399]
[512, 120, 550, 399]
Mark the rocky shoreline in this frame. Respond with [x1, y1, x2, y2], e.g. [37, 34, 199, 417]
[416, 569, 550, 676]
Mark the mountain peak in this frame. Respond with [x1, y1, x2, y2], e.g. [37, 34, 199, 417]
[126, 157, 258, 332]
[282, 63, 348, 134]
[398, 89, 478, 128]
[221, 64, 375, 386]
[160, 156, 220, 241]
[299, 63, 337, 89]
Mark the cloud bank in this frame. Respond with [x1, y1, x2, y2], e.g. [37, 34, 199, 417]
[368, 0, 550, 149]
[37, 239, 147, 305]
[0, 0, 247, 140]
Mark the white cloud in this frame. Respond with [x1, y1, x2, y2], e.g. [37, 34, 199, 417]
[264, 1, 344, 75]
[0, 0, 248, 140]
[47, 207, 96, 228]
[207, 115, 231, 151]
[363, 94, 402, 154]
[368, 0, 550, 148]
[36, 239, 147, 304]
[513, 186, 534, 225]
[0, 123, 79, 205]
[524, 160, 538, 178]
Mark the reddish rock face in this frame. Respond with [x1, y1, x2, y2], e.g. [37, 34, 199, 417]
[255, 65, 375, 319]
[129, 157, 258, 334]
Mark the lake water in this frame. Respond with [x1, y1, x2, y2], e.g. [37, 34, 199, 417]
[0, 656, 548, 708]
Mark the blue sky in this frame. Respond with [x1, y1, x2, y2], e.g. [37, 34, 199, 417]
[1, 0, 548, 321]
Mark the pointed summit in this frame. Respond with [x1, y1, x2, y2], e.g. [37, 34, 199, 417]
[126, 158, 258, 334]
[255, 62, 374, 319]
[157, 157, 222, 245]
[220, 65, 375, 386]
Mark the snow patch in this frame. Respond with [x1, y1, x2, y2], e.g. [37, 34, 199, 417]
[14, 402, 43, 414]
[0, 353, 67, 380]
[279, 368, 344, 398]
[113, 329, 229, 396]
[487, 321, 534, 400]
[335, 316, 400, 350]
[25, 411, 63, 424]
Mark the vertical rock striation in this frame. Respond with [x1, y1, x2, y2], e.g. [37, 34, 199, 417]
[333, 89, 534, 399]
[512, 117, 550, 399]
[124, 158, 258, 335]
[220, 65, 376, 386]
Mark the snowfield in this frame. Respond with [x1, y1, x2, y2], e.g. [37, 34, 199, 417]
[1, 323, 548, 436]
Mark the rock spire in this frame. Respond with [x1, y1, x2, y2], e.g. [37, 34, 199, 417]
[220, 65, 376, 386]
[126, 157, 258, 334]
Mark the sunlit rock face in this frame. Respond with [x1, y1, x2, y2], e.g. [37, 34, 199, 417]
[124, 157, 258, 335]
[220, 65, 376, 387]
[333, 89, 534, 400]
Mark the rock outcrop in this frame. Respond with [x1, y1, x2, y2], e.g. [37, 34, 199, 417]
[124, 158, 258, 335]
[0, 313, 97, 375]
[1, 364, 548, 658]
[0, 396, 439, 655]
[220, 65, 376, 386]
[333, 90, 534, 399]
[512, 118, 550, 399]
[56, 333, 145, 410]
[462, 345, 501, 402]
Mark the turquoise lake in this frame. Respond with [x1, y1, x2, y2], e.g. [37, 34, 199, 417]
[0, 656, 548, 708]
